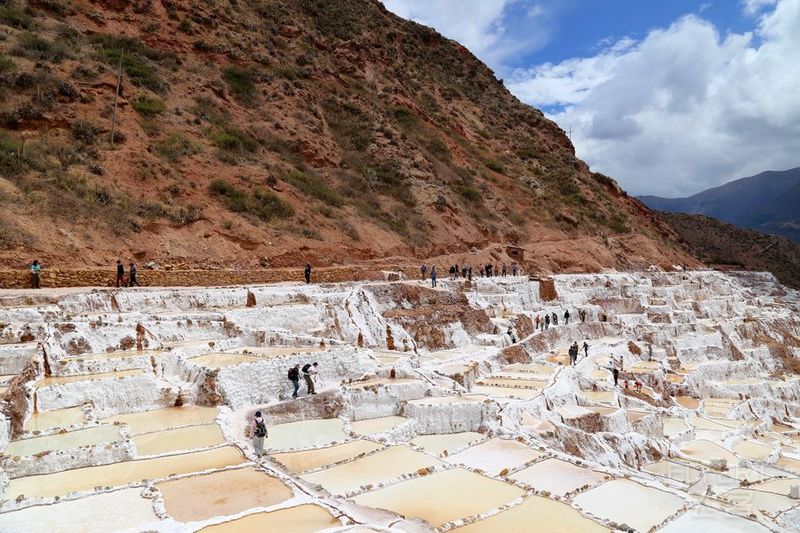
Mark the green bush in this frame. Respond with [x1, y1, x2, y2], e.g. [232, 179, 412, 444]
[209, 179, 293, 221]
[71, 120, 100, 144]
[392, 106, 417, 129]
[222, 66, 257, 105]
[485, 159, 505, 173]
[323, 98, 372, 151]
[131, 95, 166, 116]
[154, 133, 199, 163]
[0, 6, 34, 29]
[92, 35, 170, 92]
[0, 133, 26, 176]
[422, 136, 451, 161]
[454, 184, 481, 203]
[283, 170, 342, 207]
[13, 32, 70, 62]
[0, 54, 16, 75]
[213, 126, 258, 156]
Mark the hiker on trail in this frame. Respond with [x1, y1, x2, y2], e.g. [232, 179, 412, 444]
[612, 367, 620, 386]
[647, 343, 653, 361]
[579, 309, 586, 323]
[583, 341, 589, 358]
[250, 410, 268, 457]
[431, 265, 437, 288]
[564, 310, 570, 324]
[535, 314, 541, 330]
[467, 266, 472, 281]
[116, 260, 125, 288]
[552, 312, 558, 326]
[487, 264, 493, 277]
[507, 326, 516, 344]
[128, 263, 138, 287]
[30, 260, 41, 289]
[462, 264, 468, 278]
[502, 263, 507, 276]
[568, 344, 576, 365]
[512, 262, 518, 276]
[302, 362, 318, 395]
[288, 364, 301, 398]
[420, 264, 428, 280]
[544, 314, 550, 329]
[304, 263, 312, 284]
[494, 263, 500, 277]
[479, 266, 485, 277]
[449, 265, 456, 280]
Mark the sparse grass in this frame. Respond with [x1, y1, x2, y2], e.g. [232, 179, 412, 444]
[13, 32, 71, 62]
[71, 120, 100, 145]
[0, 54, 16, 75]
[209, 179, 293, 221]
[131, 95, 166, 116]
[283, 170, 343, 207]
[0, 132, 26, 176]
[92, 34, 172, 92]
[154, 133, 199, 163]
[190, 96, 230, 126]
[213, 126, 258, 161]
[0, 6, 34, 29]
[222, 66, 257, 106]
[485, 159, 505, 174]
[323, 98, 372, 151]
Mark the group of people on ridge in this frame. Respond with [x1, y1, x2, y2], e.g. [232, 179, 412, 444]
[534, 308, 589, 330]
[287, 361, 319, 398]
[419, 260, 520, 288]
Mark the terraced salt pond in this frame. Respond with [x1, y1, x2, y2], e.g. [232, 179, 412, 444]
[102, 405, 219, 434]
[199, 504, 339, 532]
[7, 424, 121, 457]
[264, 418, 347, 451]
[510, 458, 607, 496]
[157, 467, 292, 523]
[272, 440, 384, 474]
[447, 438, 543, 475]
[410, 432, 484, 456]
[35, 369, 143, 386]
[22, 406, 87, 432]
[131, 423, 226, 456]
[350, 415, 407, 435]
[301, 445, 441, 495]
[353, 468, 525, 527]
[451, 495, 609, 533]
[187, 353, 262, 368]
[7, 446, 245, 499]
[659, 506, 770, 532]
[573, 479, 686, 532]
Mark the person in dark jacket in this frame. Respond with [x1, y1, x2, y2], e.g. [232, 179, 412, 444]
[116, 260, 125, 288]
[304, 263, 312, 284]
[564, 310, 570, 324]
[288, 364, 301, 398]
[302, 362, 318, 395]
[128, 263, 138, 287]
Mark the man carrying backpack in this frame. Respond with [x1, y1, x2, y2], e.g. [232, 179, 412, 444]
[564, 309, 570, 324]
[302, 362, 318, 395]
[288, 364, 300, 398]
[249, 410, 268, 457]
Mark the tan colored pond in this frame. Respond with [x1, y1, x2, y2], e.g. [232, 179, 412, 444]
[157, 467, 292, 523]
[406, 394, 488, 406]
[342, 378, 419, 388]
[642, 460, 702, 484]
[477, 377, 546, 389]
[102, 406, 219, 435]
[627, 361, 660, 374]
[187, 353, 262, 368]
[451, 495, 608, 533]
[132, 423, 226, 457]
[659, 506, 770, 533]
[301, 445, 441, 495]
[510, 458, 606, 496]
[470, 385, 542, 399]
[676, 396, 700, 409]
[581, 390, 615, 404]
[7, 446, 245, 499]
[8, 425, 122, 457]
[350, 416, 407, 435]
[723, 487, 799, 514]
[410, 432, 484, 456]
[36, 369, 143, 387]
[225, 346, 321, 357]
[749, 477, 800, 495]
[352, 468, 524, 527]
[446, 438, 543, 475]
[24, 406, 86, 432]
[703, 398, 740, 418]
[680, 439, 738, 463]
[573, 479, 686, 532]
[272, 440, 384, 474]
[265, 418, 347, 451]
[503, 363, 556, 374]
[663, 417, 688, 438]
[731, 440, 773, 461]
[199, 504, 339, 533]
[776, 456, 800, 474]
[67, 349, 164, 361]
[0, 487, 158, 533]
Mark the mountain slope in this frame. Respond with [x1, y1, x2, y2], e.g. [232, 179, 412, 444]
[657, 212, 800, 289]
[0, 0, 692, 272]
[639, 167, 800, 243]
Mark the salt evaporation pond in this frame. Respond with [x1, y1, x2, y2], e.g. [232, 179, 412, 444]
[510, 458, 607, 496]
[199, 504, 339, 532]
[272, 439, 384, 474]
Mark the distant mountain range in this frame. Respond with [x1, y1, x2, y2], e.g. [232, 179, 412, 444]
[639, 167, 800, 243]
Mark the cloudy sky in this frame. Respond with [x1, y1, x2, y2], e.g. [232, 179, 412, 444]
[382, 0, 800, 197]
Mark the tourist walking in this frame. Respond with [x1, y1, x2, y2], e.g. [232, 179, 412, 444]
[502, 263, 507, 276]
[552, 312, 558, 326]
[302, 362, 318, 395]
[507, 326, 516, 344]
[544, 314, 550, 330]
[288, 364, 301, 398]
[250, 410, 268, 457]
[535, 314, 541, 330]
[115, 260, 125, 288]
[30, 260, 41, 289]
[612, 367, 619, 386]
[512, 261, 518, 276]
[128, 263, 138, 287]
[564, 310, 570, 324]
[431, 265, 437, 288]
[583, 341, 589, 358]
[420, 263, 428, 280]
[304, 263, 312, 284]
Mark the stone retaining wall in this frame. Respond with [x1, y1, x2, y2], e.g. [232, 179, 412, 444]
[0, 265, 402, 289]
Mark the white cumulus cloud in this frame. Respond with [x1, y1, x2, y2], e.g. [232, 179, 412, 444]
[508, 0, 800, 197]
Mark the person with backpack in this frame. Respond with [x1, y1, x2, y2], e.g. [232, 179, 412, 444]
[288, 364, 301, 398]
[583, 341, 589, 358]
[564, 310, 570, 324]
[552, 312, 558, 326]
[302, 362, 318, 395]
[535, 314, 541, 330]
[431, 265, 437, 288]
[420, 264, 428, 280]
[544, 314, 550, 330]
[250, 410, 268, 457]
[115, 260, 125, 288]
[304, 263, 312, 284]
